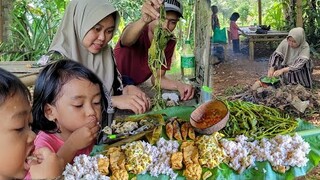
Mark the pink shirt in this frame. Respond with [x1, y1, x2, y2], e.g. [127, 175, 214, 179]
[230, 21, 239, 40]
[34, 131, 93, 158]
[24, 172, 31, 180]
[114, 26, 176, 85]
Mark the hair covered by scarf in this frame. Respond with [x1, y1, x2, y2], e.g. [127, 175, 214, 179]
[49, 0, 120, 94]
[275, 27, 310, 66]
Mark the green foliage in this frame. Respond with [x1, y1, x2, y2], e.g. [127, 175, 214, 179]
[238, 4, 250, 26]
[0, 0, 67, 61]
[303, 0, 320, 58]
[263, 2, 286, 30]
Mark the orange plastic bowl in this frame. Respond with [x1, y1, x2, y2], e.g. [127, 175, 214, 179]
[190, 100, 229, 135]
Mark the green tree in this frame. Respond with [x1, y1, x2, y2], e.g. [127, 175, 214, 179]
[0, 0, 68, 61]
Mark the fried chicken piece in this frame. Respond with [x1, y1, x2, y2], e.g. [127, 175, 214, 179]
[108, 147, 126, 172]
[173, 120, 182, 141]
[181, 122, 189, 141]
[97, 157, 109, 175]
[166, 121, 174, 140]
[184, 164, 202, 180]
[191, 147, 199, 164]
[188, 125, 196, 140]
[110, 169, 129, 180]
[181, 141, 199, 166]
[171, 152, 183, 170]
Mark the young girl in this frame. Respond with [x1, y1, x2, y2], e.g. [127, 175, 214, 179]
[0, 67, 62, 179]
[31, 59, 107, 169]
[48, 0, 151, 115]
[229, 12, 241, 53]
[211, 5, 220, 31]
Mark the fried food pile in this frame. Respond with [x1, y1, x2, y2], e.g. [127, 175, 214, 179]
[166, 117, 195, 141]
[107, 147, 128, 180]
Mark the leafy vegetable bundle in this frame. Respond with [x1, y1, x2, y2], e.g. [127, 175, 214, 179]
[148, 5, 174, 111]
[222, 100, 298, 139]
[260, 76, 280, 85]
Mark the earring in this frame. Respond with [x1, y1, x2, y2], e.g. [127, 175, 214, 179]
[53, 119, 62, 133]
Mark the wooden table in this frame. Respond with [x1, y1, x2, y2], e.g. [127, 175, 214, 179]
[0, 61, 42, 86]
[240, 27, 288, 61]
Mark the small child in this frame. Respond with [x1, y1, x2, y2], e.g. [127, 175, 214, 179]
[211, 5, 220, 31]
[229, 12, 242, 53]
[31, 59, 108, 169]
[0, 67, 63, 179]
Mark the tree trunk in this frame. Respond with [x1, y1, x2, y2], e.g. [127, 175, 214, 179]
[296, 0, 303, 27]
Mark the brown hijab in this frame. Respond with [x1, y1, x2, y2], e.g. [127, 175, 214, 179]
[49, 0, 120, 94]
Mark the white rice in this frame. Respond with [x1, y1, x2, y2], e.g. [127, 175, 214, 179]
[221, 133, 310, 173]
[63, 154, 110, 180]
[142, 138, 179, 180]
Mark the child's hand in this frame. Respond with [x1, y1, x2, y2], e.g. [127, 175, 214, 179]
[68, 120, 100, 150]
[29, 148, 64, 179]
[141, 0, 163, 23]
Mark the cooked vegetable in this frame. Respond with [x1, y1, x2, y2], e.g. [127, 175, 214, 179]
[222, 100, 298, 139]
[148, 4, 174, 111]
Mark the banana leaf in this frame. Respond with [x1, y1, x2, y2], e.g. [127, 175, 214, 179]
[91, 106, 320, 180]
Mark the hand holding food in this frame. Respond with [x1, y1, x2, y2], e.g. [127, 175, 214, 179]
[29, 148, 64, 179]
[141, 0, 163, 23]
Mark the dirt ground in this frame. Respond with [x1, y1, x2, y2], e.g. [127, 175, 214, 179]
[211, 44, 320, 95]
[211, 45, 320, 179]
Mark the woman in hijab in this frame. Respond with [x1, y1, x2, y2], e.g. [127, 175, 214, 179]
[267, 27, 313, 88]
[48, 0, 151, 118]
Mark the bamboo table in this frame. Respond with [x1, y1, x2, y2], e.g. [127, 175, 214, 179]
[240, 27, 288, 61]
[0, 61, 42, 86]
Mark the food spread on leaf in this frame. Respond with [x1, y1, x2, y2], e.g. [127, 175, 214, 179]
[62, 100, 320, 180]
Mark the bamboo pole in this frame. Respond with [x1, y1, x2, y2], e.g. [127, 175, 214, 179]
[0, 0, 3, 42]
[296, 0, 303, 27]
[258, 0, 262, 25]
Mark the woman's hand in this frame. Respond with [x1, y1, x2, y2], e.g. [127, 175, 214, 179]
[123, 85, 151, 108]
[29, 148, 64, 179]
[141, 0, 163, 23]
[273, 69, 285, 77]
[112, 94, 151, 114]
[176, 82, 195, 101]
[267, 67, 275, 77]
